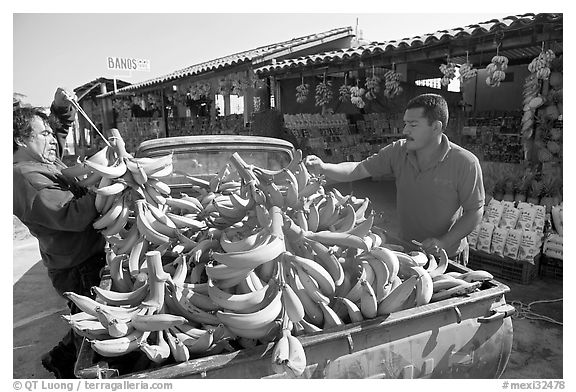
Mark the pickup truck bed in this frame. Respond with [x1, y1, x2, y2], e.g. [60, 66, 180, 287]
[75, 261, 513, 379]
[75, 135, 513, 379]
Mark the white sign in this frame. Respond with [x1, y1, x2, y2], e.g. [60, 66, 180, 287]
[106, 56, 150, 72]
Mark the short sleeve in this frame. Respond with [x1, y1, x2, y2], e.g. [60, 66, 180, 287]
[458, 154, 485, 212]
[361, 140, 401, 177]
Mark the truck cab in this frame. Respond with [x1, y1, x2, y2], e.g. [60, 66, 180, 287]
[136, 135, 295, 195]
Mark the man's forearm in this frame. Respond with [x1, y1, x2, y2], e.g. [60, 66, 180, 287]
[440, 207, 484, 249]
[321, 161, 370, 183]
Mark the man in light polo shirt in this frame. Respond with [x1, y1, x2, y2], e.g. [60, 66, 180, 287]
[304, 93, 484, 264]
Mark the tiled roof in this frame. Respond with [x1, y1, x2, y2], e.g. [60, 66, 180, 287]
[114, 27, 353, 94]
[74, 78, 130, 101]
[255, 13, 562, 74]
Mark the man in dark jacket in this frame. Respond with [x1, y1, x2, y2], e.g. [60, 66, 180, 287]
[13, 88, 106, 378]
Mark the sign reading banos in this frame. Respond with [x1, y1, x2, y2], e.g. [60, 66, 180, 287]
[107, 56, 150, 72]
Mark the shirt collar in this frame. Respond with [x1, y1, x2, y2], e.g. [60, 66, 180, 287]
[405, 134, 452, 171]
[436, 133, 452, 162]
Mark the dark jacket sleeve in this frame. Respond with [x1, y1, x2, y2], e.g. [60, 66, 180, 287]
[49, 102, 76, 158]
[24, 171, 100, 232]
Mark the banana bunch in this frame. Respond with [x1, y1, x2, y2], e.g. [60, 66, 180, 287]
[429, 269, 493, 302]
[349, 85, 366, 109]
[189, 170, 250, 230]
[296, 82, 309, 104]
[485, 55, 509, 87]
[63, 131, 176, 249]
[528, 49, 556, 80]
[364, 74, 381, 100]
[314, 80, 333, 107]
[65, 250, 237, 362]
[459, 62, 477, 83]
[271, 325, 306, 377]
[383, 69, 403, 99]
[439, 62, 457, 87]
[338, 84, 351, 103]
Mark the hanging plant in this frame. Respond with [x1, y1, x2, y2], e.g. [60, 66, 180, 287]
[254, 79, 267, 90]
[231, 79, 243, 96]
[350, 79, 366, 109]
[145, 93, 160, 112]
[364, 66, 381, 100]
[459, 51, 478, 83]
[439, 55, 457, 86]
[338, 72, 351, 103]
[169, 88, 187, 106]
[218, 78, 233, 95]
[200, 82, 212, 97]
[485, 45, 508, 87]
[383, 64, 403, 98]
[112, 98, 131, 112]
[189, 83, 201, 100]
[528, 44, 556, 80]
[315, 73, 333, 107]
[253, 96, 262, 112]
[295, 75, 309, 104]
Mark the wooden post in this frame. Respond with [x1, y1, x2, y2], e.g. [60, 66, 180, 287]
[269, 77, 277, 109]
[72, 116, 78, 156]
[99, 82, 109, 137]
[224, 94, 231, 116]
[210, 90, 217, 119]
[161, 89, 169, 138]
[272, 77, 281, 111]
[78, 103, 87, 159]
[243, 91, 251, 127]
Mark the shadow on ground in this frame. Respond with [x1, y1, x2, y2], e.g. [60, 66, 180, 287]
[13, 260, 68, 379]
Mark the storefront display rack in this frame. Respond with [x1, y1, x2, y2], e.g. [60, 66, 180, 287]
[117, 119, 164, 153]
[168, 114, 248, 137]
[461, 111, 524, 164]
[356, 112, 404, 136]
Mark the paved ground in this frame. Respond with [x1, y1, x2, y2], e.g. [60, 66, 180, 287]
[12, 179, 564, 379]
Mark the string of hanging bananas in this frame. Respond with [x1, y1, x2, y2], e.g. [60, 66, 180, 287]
[62, 131, 494, 377]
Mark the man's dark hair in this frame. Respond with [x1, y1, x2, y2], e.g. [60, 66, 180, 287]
[406, 93, 449, 131]
[13, 107, 49, 153]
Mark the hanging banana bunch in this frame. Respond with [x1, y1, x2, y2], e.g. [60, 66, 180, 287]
[338, 72, 351, 103]
[315, 73, 333, 107]
[383, 64, 403, 98]
[296, 75, 309, 104]
[528, 44, 556, 80]
[364, 66, 381, 101]
[485, 44, 508, 87]
[439, 55, 457, 87]
[350, 79, 366, 109]
[459, 51, 478, 83]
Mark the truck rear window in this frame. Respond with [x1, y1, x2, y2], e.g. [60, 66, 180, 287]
[159, 148, 292, 184]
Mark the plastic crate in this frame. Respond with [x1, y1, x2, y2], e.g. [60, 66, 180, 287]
[467, 249, 540, 284]
[539, 255, 563, 280]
